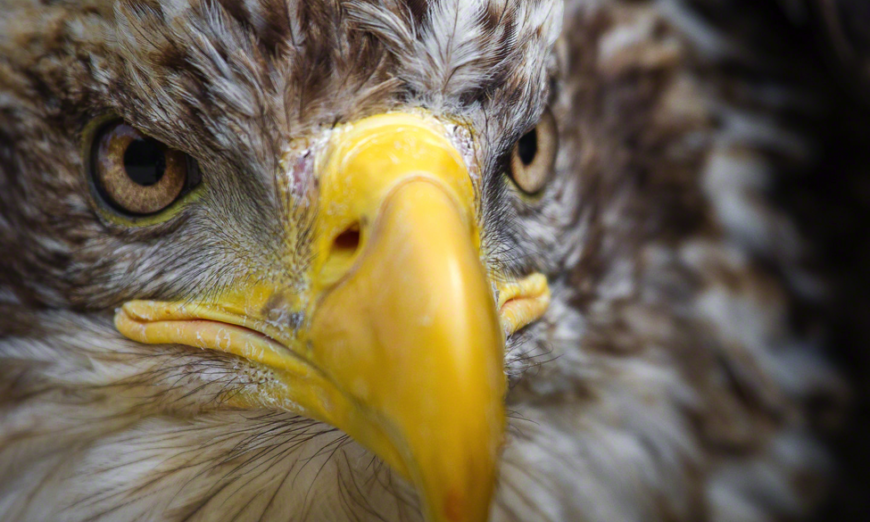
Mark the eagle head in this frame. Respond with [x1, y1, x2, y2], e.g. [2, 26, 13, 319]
[0, 1, 564, 521]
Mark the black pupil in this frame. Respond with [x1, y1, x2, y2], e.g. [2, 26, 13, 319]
[124, 138, 166, 186]
[517, 129, 538, 166]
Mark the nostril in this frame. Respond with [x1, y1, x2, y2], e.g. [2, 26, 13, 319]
[333, 224, 361, 254]
[320, 222, 363, 283]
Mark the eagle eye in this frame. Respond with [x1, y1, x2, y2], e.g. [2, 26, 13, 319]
[89, 121, 199, 216]
[508, 109, 557, 195]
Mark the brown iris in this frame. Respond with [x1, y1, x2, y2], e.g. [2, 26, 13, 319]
[92, 122, 191, 215]
[508, 109, 558, 195]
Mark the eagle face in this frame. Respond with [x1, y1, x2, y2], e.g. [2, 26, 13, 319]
[0, 0, 564, 520]
[0, 0, 842, 521]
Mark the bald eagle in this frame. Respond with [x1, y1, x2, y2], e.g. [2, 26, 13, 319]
[0, 0, 859, 521]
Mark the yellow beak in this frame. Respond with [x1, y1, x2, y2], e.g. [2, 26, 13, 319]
[115, 113, 549, 522]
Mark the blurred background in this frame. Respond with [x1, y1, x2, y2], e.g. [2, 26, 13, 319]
[706, 0, 870, 518]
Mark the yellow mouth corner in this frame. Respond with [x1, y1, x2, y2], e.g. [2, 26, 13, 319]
[497, 273, 551, 336]
[114, 112, 550, 522]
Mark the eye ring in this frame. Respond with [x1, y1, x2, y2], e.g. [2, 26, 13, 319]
[508, 109, 558, 195]
[88, 120, 200, 217]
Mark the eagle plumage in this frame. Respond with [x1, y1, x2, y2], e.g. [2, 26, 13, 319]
[0, 0, 860, 521]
